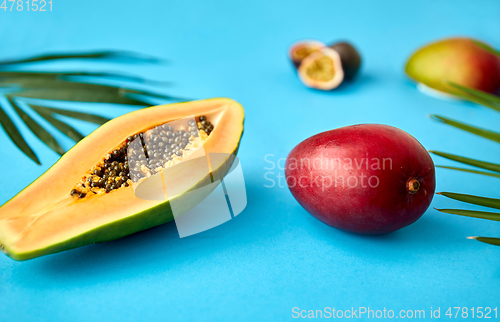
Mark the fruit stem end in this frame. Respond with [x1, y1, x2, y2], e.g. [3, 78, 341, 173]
[407, 178, 420, 194]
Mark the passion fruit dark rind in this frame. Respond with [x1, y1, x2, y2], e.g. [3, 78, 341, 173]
[298, 47, 344, 90]
[329, 41, 362, 80]
[0, 98, 245, 260]
[289, 40, 326, 68]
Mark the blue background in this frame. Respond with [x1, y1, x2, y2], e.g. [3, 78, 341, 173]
[1, 0, 499, 321]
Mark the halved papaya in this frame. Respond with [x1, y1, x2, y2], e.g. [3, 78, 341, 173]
[0, 98, 244, 260]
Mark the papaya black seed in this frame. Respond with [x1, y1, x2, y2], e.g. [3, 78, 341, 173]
[73, 116, 212, 195]
[79, 192, 86, 198]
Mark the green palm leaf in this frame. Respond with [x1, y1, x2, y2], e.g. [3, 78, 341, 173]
[429, 151, 500, 173]
[430, 115, 500, 143]
[0, 50, 163, 66]
[6, 80, 186, 105]
[0, 50, 183, 165]
[467, 236, 500, 246]
[7, 82, 147, 105]
[0, 71, 169, 87]
[447, 82, 500, 112]
[449, 82, 500, 105]
[422, 44, 500, 246]
[436, 165, 500, 178]
[460, 95, 500, 113]
[31, 105, 84, 142]
[437, 192, 500, 210]
[32, 105, 109, 125]
[122, 88, 189, 102]
[0, 100, 40, 164]
[436, 209, 500, 222]
[8, 98, 64, 155]
[471, 40, 500, 57]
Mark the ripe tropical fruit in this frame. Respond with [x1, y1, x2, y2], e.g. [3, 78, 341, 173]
[405, 37, 500, 94]
[329, 42, 362, 80]
[288, 40, 326, 67]
[0, 98, 244, 260]
[290, 40, 362, 90]
[297, 47, 345, 90]
[285, 124, 435, 234]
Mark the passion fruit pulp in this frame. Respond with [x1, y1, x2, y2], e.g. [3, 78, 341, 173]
[288, 40, 326, 67]
[297, 47, 344, 90]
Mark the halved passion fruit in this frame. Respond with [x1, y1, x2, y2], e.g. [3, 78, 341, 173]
[329, 41, 362, 80]
[297, 47, 344, 90]
[288, 40, 326, 67]
[0, 98, 244, 260]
